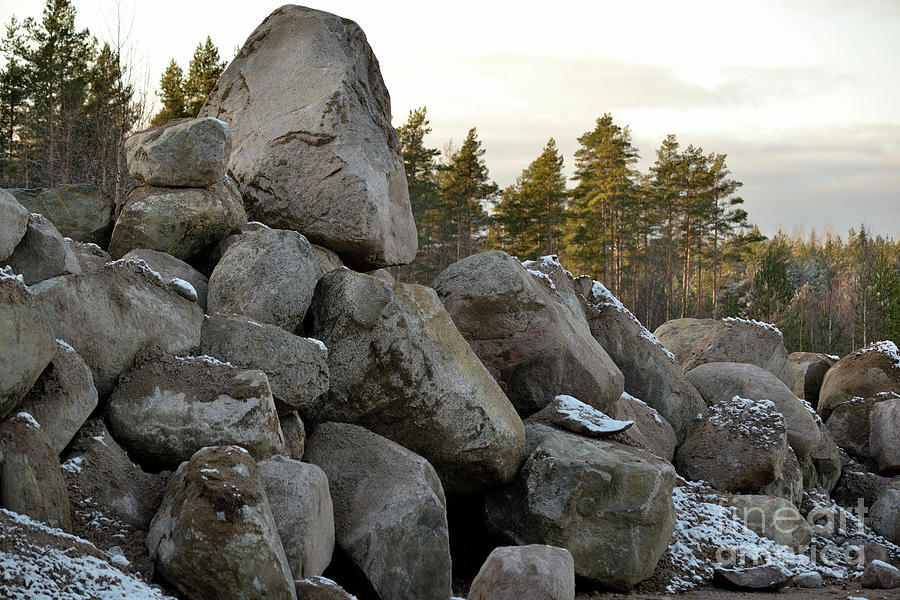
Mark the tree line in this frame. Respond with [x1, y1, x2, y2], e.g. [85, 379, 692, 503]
[0, 0, 225, 205]
[395, 107, 900, 356]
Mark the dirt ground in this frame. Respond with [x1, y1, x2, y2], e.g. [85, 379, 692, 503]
[578, 585, 897, 600]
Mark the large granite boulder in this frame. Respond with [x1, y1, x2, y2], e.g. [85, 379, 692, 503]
[870, 396, 900, 474]
[122, 249, 210, 311]
[433, 251, 623, 416]
[607, 392, 678, 462]
[675, 395, 789, 493]
[305, 423, 452, 600]
[258, 455, 334, 579]
[685, 362, 821, 459]
[17, 340, 98, 454]
[107, 354, 284, 469]
[199, 5, 417, 269]
[0, 188, 29, 261]
[485, 423, 675, 591]
[66, 239, 111, 272]
[0, 268, 55, 418]
[109, 179, 246, 262]
[208, 228, 318, 333]
[29, 259, 204, 397]
[147, 445, 296, 600]
[7, 184, 114, 246]
[468, 545, 575, 600]
[825, 393, 896, 465]
[125, 117, 231, 187]
[0, 412, 71, 531]
[870, 489, 900, 545]
[651, 317, 717, 364]
[307, 268, 525, 493]
[721, 494, 813, 548]
[200, 313, 329, 415]
[786, 352, 837, 405]
[818, 341, 900, 420]
[682, 317, 793, 386]
[5, 213, 81, 285]
[575, 275, 706, 443]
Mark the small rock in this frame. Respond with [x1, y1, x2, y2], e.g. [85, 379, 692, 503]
[861, 559, 900, 589]
[294, 576, 355, 600]
[468, 544, 575, 600]
[793, 571, 823, 588]
[526, 394, 633, 437]
[280, 412, 306, 460]
[712, 564, 793, 590]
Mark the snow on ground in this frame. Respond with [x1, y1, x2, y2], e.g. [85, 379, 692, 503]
[0, 509, 175, 600]
[722, 316, 783, 338]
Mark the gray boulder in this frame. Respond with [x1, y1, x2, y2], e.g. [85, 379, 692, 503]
[485, 423, 675, 591]
[759, 448, 803, 506]
[606, 392, 678, 463]
[576, 275, 706, 443]
[525, 394, 634, 438]
[311, 243, 344, 279]
[66, 239, 111, 272]
[199, 5, 417, 269]
[468, 545, 575, 600]
[107, 354, 284, 470]
[786, 351, 836, 405]
[807, 423, 842, 493]
[304, 422, 451, 600]
[7, 184, 114, 246]
[713, 564, 793, 591]
[5, 213, 81, 285]
[870, 488, 900, 545]
[307, 268, 525, 493]
[294, 577, 355, 600]
[280, 412, 306, 460]
[825, 393, 896, 466]
[675, 395, 789, 493]
[122, 249, 209, 311]
[861, 560, 900, 589]
[0, 269, 55, 418]
[651, 317, 717, 364]
[0, 188, 28, 262]
[200, 313, 328, 415]
[682, 317, 793, 386]
[0, 412, 71, 531]
[258, 456, 334, 579]
[109, 179, 247, 262]
[125, 117, 231, 187]
[29, 259, 203, 397]
[721, 494, 813, 548]
[685, 362, 821, 459]
[433, 251, 623, 416]
[818, 341, 900, 420]
[17, 340, 98, 454]
[208, 228, 318, 333]
[147, 445, 296, 600]
[870, 396, 900, 474]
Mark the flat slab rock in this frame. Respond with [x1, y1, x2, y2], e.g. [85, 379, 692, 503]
[712, 564, 794, 590]
[527, 394, 633, 437]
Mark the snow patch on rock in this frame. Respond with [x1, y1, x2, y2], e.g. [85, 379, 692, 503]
[723, 316, 783, 338]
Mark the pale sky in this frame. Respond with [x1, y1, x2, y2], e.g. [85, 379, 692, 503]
[3, 0, 899, 238]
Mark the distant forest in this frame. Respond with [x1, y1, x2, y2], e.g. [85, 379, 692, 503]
[2, 0, 898, 357]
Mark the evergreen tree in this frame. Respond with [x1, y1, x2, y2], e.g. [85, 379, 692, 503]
[439, 127, 497, 261]
[750, 236, 793, 323]
[151, 59, 188, 125]
[396, 107, 441, 281]
[184, 36, 225, 116]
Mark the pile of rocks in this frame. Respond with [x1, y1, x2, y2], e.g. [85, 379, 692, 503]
[1, 4, 899, 600]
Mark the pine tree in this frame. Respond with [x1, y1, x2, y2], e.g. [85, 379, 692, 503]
[151, 59, 188, 125]
[396, 107, 440, 281]
[439, 127, 497, 262]
[184, 36, 225, 116]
